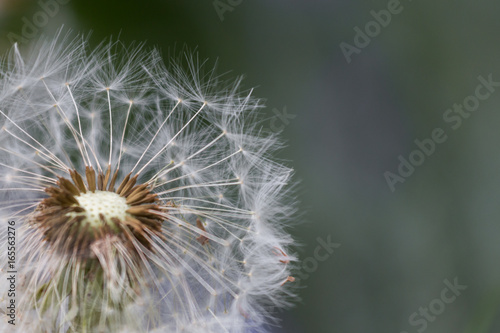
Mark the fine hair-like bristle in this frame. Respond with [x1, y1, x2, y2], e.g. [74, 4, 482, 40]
[0, 29, 298, 333]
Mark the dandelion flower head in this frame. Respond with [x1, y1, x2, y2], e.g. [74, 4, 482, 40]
[0, 31, 297, 332]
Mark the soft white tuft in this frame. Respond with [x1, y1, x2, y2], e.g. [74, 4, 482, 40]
[0, 30, 298, 332]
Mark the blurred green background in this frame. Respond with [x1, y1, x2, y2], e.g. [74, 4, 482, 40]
[2, 0, 500, 332]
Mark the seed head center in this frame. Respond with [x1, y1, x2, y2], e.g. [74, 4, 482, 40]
[75, 190, 129, 227]
[36, 167, 163, 255]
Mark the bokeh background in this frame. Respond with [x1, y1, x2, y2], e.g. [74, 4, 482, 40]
[1, 1, 500, 332]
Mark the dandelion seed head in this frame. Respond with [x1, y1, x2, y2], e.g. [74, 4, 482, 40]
[0, 30, 298, 333]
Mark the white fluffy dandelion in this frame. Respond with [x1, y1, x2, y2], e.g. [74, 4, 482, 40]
[0, 31, 297, 333]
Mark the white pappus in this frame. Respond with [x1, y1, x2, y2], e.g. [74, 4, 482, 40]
[0, 30, 298, 333]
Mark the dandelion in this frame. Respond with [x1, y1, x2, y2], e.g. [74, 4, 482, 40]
[0, 30, 297, 332]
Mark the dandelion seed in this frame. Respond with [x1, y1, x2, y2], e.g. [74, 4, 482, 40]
[0, 30, 298, 332]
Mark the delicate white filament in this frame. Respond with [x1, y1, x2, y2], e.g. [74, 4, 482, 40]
[0, 33, 297, 333]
